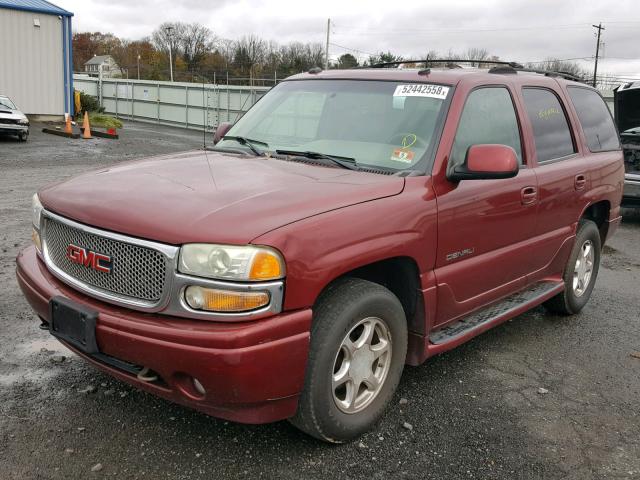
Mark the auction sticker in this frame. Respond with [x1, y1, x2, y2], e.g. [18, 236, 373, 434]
[393, 84, 449, 100]
[390, 148, 415, 163]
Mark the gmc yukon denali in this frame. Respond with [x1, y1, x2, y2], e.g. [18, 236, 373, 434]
[16, 65, 624, 442]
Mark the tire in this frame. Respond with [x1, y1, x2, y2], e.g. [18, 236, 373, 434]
[290, 277, 407, 443]
[18, 131, 28, 142]
[544, 219, 601, 315]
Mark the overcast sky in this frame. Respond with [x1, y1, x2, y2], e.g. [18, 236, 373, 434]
[57, 0, 640, 81]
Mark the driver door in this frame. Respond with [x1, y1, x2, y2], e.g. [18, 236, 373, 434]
[433, 86, 538, 326]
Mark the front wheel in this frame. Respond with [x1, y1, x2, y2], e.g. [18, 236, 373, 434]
[18, 131, 28, 142]
[544, 219, 601, 315]
[290, 278, 407, 443]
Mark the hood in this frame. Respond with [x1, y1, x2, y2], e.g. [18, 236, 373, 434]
[0, 109, 26, 119]
[39, 150, 405, 245]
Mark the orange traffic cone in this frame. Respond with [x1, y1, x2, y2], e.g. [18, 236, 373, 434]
[64, 114, 72, 135]
[82, 111, 92, 139]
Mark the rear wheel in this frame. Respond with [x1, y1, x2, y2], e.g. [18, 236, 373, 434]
[290, 277, 407, 443]
[544, 219, 601, 315]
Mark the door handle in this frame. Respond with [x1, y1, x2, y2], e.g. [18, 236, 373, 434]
[521, 186, 537, 205]
[575, 174, 587, 191]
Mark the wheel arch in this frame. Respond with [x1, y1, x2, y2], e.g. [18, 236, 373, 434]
[579, 199, 611, 244]
[313, 256, 426, 337]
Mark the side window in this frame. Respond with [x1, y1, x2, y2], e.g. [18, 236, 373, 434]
[522, 88, 576, 162]
[450, 87, 522, 170]
[568, 87, 620, 152]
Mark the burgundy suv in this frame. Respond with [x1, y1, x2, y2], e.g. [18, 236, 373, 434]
[17, 65, 624, 442]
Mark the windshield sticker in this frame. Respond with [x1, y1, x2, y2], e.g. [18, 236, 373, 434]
[401, 134, 417, 149]
[393, 84, 449, 100]
[390, 148, 415, 163]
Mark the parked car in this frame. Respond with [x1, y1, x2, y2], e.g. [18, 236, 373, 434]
[0, 95, 29, 141]
[16, 64, 624, 442]
[620, 127, 640, 206]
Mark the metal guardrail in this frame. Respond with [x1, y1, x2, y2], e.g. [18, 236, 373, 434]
[73, 75, 271, 131]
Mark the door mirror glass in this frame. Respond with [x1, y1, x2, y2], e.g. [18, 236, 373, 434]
[448, 144, 519, 181]
[213, 122, 233, 145]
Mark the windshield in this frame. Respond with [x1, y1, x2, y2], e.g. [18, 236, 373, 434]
[0, 96, 17, 110]
[216, 79, 451, 172]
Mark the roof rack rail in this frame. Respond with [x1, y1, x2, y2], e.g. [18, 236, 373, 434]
[487, 65, 583, 82]
[363, 58, 585, 83]
[367, 59, 525, 69]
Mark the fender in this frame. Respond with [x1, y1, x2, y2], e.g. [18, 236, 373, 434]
[252, 177, 438, 314]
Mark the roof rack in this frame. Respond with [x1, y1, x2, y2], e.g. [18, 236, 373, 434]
[365, 59, 585, 83]
[487, 65, 584, 82]
[368, 59, 524, 69]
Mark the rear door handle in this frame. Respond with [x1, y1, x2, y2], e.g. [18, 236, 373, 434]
[575, 174, 587, 190]
[521, 186, 537, 205]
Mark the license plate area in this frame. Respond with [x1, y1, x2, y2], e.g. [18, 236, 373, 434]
[49, 296, 99, 354]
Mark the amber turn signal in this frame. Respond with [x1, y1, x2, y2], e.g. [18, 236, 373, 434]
[249, 251, 284, 281]
[32, 227, 42, 252]
[184, 286, 270, 313]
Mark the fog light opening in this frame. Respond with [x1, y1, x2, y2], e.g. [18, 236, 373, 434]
[184, 286, 270, 313]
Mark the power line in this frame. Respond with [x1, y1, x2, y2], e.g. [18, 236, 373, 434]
[329, 42, 375, 57]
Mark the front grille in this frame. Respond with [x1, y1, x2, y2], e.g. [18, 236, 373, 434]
[43, 217, 167, 303]
[0, 118, 19, 125]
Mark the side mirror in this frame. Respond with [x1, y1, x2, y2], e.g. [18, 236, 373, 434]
[212, 122, 233, 145]
[448, 144, 519, 181]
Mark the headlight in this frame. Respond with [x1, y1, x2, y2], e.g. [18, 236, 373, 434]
[32, 193, 43, 252]
[18, 118, 29, 125]
[32, 193, 43, 229]
[178, 244, 285, 281]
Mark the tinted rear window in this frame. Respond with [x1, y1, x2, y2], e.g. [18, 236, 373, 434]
[567, 87, 620, 152]
[522, 88, 575, 162]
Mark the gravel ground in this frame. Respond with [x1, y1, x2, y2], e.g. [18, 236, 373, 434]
[1, 123, 639, 479]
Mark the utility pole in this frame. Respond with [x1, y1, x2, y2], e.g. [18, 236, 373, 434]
[324, 18, 330, 70]
[592, 23, 605, 87]
[166, 25, 174, 82]
[137, 53, 141, 80]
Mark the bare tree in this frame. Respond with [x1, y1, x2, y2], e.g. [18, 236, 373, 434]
[463, 48, 490, 67]
[279, 42, 323, 73]
[152, 22, 185, 76]
[180, 23, 215, 72]
[527, 58, 588, 80]
[233, 35, 267, 75]
[152, 22, 184, 55]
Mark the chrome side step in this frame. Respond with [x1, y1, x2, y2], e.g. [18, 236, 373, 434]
[429, 281, 561, 345]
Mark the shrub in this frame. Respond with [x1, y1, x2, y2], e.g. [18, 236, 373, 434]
[88, 114, 123, 129]
[77, 91, 105, 114]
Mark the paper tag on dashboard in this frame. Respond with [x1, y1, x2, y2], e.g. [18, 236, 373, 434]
[393, 84, 449, 99]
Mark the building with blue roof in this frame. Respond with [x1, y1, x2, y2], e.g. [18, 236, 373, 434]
[0, 0, 73, 117]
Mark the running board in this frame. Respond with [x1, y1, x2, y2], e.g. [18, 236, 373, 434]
[429, 281, 561, 345]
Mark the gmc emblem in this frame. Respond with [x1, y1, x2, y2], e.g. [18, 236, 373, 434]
[66, 244, 113, 273]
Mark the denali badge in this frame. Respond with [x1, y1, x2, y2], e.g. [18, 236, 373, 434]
[446, 248, 475, 262]
[66, 244, 113, 273]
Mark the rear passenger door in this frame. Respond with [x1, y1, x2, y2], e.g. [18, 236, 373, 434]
[519, 87, 584, 277]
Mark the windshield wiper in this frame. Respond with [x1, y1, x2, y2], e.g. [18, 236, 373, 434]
[275, 150, 358, 170]
[222, 136, 268, 156]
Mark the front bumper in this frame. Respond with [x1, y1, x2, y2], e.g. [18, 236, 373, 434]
[0, 124, 28, 135]
[623, 173, 640, 207]
[16, 246, 312, 424]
